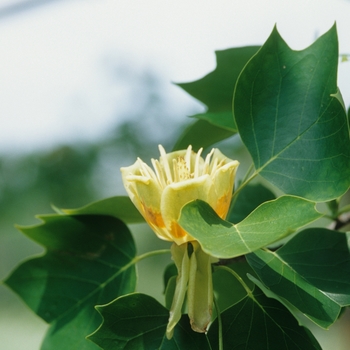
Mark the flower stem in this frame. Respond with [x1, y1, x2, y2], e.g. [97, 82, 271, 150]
[133, 249, 171, 264]
[213, 296, 223, 350]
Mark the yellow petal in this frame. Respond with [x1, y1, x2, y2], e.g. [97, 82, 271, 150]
[161, 175, 212, 245]
[209, 150, 239, 219]
[121, 161, 171, 241]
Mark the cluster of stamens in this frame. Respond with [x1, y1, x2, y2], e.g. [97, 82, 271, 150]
[137, 145, 225, 189]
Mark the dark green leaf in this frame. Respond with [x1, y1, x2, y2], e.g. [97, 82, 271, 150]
[41, 305, 102, 350]
[277, 228, 350, 305]
[62, 196, 144, 224]
[234, 24, 350, 201]
[5, 215, 136, 349]
[246, 248, 341, 328]
[163, 263, 178, 310]
[228, 183, 276, 223]
[208, 286, 321, 350]
[179, 196, 322, 258]
[89, 293, 211, 350]
[161, 314, 211, 350]
[192, 111, 237, 131]
[164, 275, 177, 310]
[163, 263, 178, 293]
[177, 47, 260, 113]
[213, 260, 256, 312]
[173, 119, 233, 151]
[246, 228, 350, 327]
[174, 47, 259, 151]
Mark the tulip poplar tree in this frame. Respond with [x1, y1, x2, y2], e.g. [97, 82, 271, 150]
[4, 24, 350, 349]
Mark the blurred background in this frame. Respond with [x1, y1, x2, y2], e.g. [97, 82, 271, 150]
[0, 0, 350, 349]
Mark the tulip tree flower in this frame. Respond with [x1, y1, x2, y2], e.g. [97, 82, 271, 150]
[121, 145, 239, 338]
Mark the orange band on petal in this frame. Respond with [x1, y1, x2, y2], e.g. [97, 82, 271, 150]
[215, 192, 232, 219]
[170, 221, 188, 239]
[141, 203, 165, 228]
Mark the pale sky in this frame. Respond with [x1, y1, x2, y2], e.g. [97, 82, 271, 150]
[0, 0, 350, 153]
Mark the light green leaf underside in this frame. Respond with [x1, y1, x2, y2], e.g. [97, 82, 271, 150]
[234, 24, 350, 201]
[247, 248, 341, 328]
[246, 228, 350, 329]
[179, 196, 322, 259]
[249, 226, 350, 304]
[278, 228, 350, 304]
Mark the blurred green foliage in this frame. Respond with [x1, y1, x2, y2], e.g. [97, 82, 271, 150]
[0, 71, 191, 349]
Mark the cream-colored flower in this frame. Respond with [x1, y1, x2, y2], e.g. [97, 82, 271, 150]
[121, 145, 239, 337]
[121, 145, 239, 245]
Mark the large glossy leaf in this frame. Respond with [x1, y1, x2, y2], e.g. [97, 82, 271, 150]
[277, 228, 350, 302]
[249, 228, 350, 308]
[278, 228, 350, 306]
[5, 214, 136, 349]
[246, 248, 341, 328]
[234, 24, 350, 201]
[228, 183, 276, 223]
[41, 304, 103, 350]
[207, 286, 321, 350]
[89, 293, 211, 350]
[62, 196, 144, 224]
[174, 46, 259, 151]
[179, 196, 322, 258]
[178, 47, 260, 113]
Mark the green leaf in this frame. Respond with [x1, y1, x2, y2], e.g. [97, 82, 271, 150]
[173, 46, 259, 151]
[247, 273, 306, 325]
[179, 196, 322, 258]
[246, 248, 341, 328]
[213, 260, 256, 312]
[163, 263, 178, 293]
[275, 228, 350, 305]
[62, 196, 144, 224]
[162, 315, 211, 350]
[228, 183, 276, 223]
[234, 24, 350, 201]
[173, 119, 233, 151]
[207, 286, 321, 350]
[191, 111, 237, 132]
[177, 47, 260, 113]
[163, 263, 178, 310]
[5, 214, 136, 349]
[164, 275, 177, 310]
[41, 305, 103, 350]
[89, 293, 211, 350]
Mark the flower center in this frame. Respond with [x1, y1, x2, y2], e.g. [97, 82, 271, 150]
[141, 145, 222, 190]
[175, 156, 192, 181]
